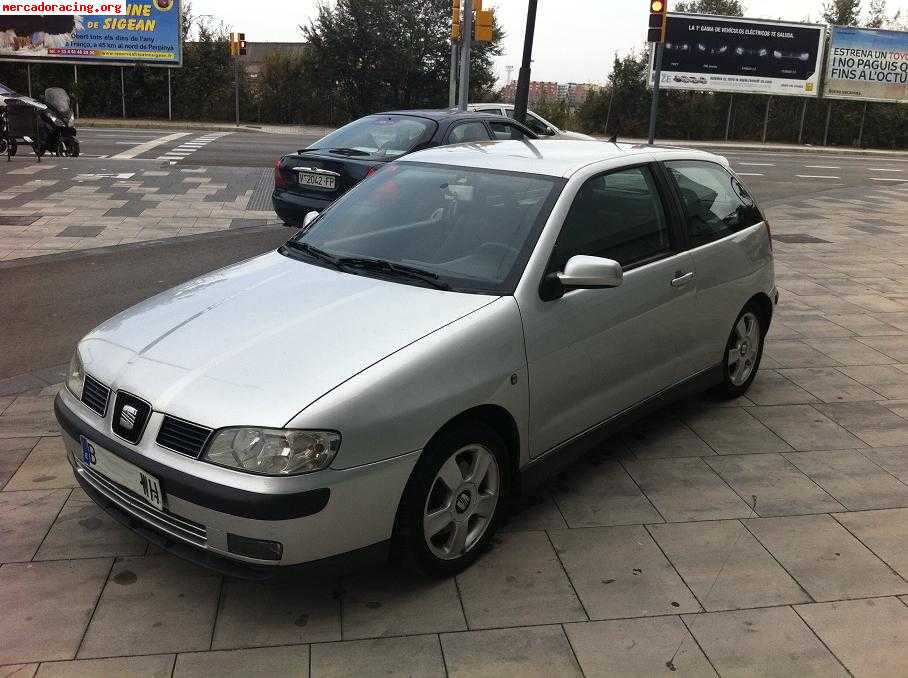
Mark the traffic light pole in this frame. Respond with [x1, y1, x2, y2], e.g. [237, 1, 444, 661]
[457, 0, 473, 111]
[513, 0, 538, 125]
[234, 55, 240, 126]
[647, 41, 663, 145]
[449, 40, 459, 108]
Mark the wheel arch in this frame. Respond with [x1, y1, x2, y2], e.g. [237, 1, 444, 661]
[747, 292, 774, 332]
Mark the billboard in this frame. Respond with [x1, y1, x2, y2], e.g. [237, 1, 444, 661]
[825, 26, 908, 103]
[0, 1, 182, 66]
[654, 13, 825, 97]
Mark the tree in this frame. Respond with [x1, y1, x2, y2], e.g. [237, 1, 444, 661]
[301, 0, 502, 122]
[673, 0, 744, 15]
[823, 0, 862, 25]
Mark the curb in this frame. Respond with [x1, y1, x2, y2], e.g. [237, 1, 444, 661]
[608, 137, 908, 158]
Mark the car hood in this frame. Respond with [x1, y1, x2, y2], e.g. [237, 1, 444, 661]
[80, 251, 497, 429]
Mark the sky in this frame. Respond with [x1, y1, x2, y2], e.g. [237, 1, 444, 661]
[191, 0, 908, 85]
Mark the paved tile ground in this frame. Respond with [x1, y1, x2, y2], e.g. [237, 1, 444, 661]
[0, 158, 282, 261]
[1, 180, 907, 676]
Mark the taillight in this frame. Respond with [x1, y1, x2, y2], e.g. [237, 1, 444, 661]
[365, 165, 380, 179]
[765, 220, 773, 251]
[274, 159, 287, 188]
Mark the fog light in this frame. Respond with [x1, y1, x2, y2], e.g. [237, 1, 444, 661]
[227, 533, 283, 561]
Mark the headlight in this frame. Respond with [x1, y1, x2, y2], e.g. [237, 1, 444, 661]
[203, 428, 340, 475]
[66, 351, 85, 399]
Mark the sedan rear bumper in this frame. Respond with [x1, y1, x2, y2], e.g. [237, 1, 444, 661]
[272, 188, 335, 225]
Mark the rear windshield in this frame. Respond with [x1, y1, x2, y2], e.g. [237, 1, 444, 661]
[309, 115, 436, 160]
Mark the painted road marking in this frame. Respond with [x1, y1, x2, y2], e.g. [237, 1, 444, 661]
[736, 172, 764, 176]
[805, 165, 840, 169]
[869, 177, 908, 182]
[867, 168, 902, 172]
[738, 162, 775, 166]
[796, 175, 840, 179]
[111, 131, 191, 160]
[157, 132, 232, 162]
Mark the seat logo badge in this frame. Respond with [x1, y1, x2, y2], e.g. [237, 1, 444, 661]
[119, 405, 139, 431]
[455, 490, 471, 514]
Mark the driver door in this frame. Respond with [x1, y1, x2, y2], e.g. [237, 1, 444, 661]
[521, 164, 697, 456]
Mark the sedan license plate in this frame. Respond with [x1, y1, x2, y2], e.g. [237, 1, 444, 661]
[299, 172, 336, 190]
[80, 435, 164, 511]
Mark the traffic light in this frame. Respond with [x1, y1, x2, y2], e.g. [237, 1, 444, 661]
[229, 32, 247, 56]
[474, 9, 493, 42]
[648, 0, 667, 43]
[452, 0, 461, 40]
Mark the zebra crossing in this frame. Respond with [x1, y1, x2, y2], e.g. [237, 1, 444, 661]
[156, 131, 232, 163]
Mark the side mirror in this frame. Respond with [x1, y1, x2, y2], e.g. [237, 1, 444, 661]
[545, 126, 557, 136]
[557, 255, 623, 289]
[303, 211, 320, 229]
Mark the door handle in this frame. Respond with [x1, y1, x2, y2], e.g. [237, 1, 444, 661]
[671, 271, 694, 288]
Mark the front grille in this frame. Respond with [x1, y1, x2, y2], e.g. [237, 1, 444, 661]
[79, 461, 207, 545]
[156, 416, 213, 458]
[81, 374, 110, 417]
[111, 391, 152, 444]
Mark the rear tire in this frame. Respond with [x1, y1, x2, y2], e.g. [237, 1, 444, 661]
[65, 138, 80, 157]
[394, 420, 509, 577]
[719, 303, 765, 398]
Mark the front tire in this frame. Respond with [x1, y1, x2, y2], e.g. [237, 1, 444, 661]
[720, 304, 764, 398]
[394, 421, 509, 577]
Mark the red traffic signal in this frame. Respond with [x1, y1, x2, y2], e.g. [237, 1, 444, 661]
[648, 0, 667, 43]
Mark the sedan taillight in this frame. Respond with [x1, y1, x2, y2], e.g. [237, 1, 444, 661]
[765, 220, 773, 251]
[274, 159, 288, 188]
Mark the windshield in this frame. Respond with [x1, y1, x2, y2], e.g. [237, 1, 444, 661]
[44, 88, 71, 114]
[288, 163, 564, 294]
[309, 115, 436, 159]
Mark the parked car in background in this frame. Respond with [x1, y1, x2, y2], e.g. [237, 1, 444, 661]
[272, 109, 536, 226]
[58, 140, 775, 578]
[468, 103, 595, 140]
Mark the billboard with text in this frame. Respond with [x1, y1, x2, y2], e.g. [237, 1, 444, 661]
[0, 0, 182, 66]
[825, 26, 908, 103]
[654, 13, 825, 97]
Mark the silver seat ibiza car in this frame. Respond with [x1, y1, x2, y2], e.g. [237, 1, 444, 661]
[56, 140, 776, 577]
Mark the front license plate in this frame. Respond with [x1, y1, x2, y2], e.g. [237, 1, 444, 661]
[299, 172, 336, 190]
[80, 435, 164, 511]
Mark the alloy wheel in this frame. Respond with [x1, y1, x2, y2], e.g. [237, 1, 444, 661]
[423, 443, 500, 561]
[727, 311, 761, 386]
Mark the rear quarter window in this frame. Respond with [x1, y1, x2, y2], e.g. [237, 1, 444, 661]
[666, 160, 764, 248]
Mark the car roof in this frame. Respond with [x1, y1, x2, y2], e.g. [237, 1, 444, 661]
[399, 139, 725, 178]
[372, 109, 518, 122]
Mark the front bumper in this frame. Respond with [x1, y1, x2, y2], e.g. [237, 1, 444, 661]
[55, 391, 419, 573]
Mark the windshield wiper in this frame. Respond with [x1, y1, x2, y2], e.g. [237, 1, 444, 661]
[328, 147, 371, 157]
[282, 240, 345, 271]
[338, 257, 450, 290]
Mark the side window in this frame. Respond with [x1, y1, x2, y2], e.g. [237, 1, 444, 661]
[524, 113, 552, 136]
[551, 166, 672, 271]
[666, 160, 764, 248]
[447, 122, 492, 144]
[488, 121, 527, 141]
[476, 107, 504, 115]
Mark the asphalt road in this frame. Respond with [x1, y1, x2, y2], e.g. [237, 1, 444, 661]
[0, 228, 290, 380]
[3, 130, 906, 381]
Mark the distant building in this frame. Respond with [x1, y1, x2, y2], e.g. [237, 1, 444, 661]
[501, 80, 599, 108]
[238, 42, 307, 79]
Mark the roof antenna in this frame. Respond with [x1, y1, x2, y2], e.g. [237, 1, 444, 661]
[607, 117, 621, 145]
